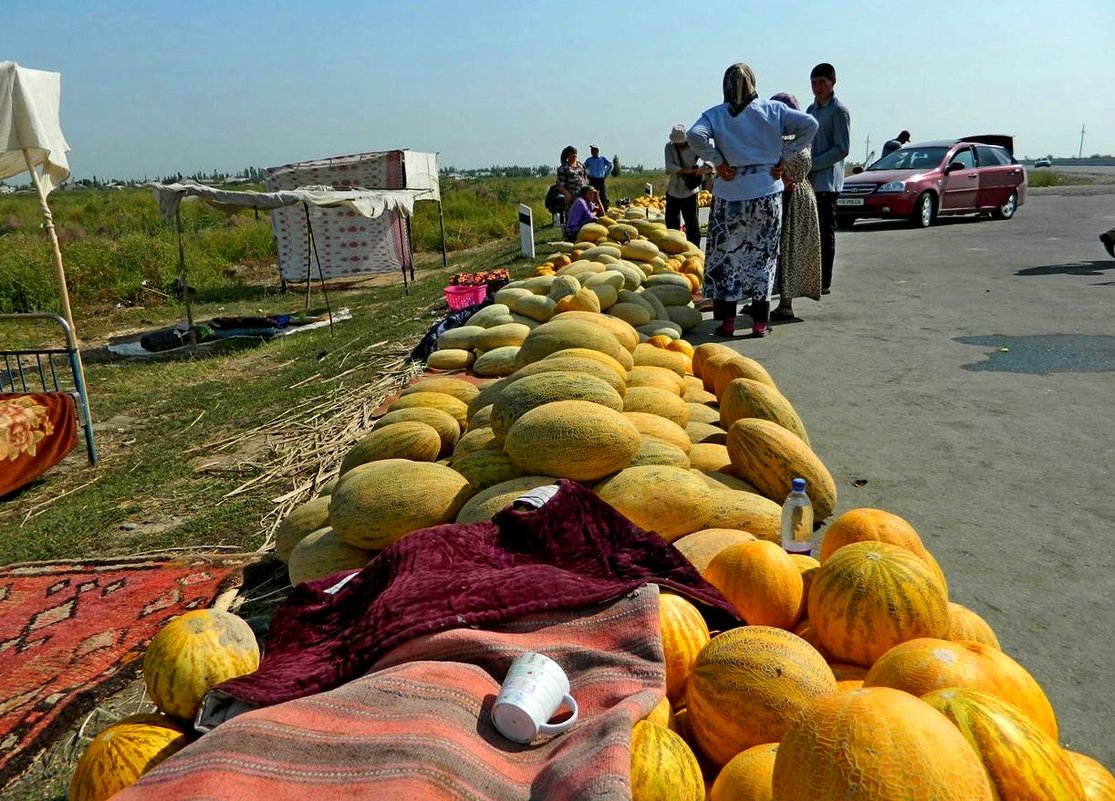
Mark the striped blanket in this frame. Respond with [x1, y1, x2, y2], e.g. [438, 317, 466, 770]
[115, 585, 666, 801]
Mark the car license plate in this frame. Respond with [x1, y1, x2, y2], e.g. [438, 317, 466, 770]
[837, 197, 864, 206]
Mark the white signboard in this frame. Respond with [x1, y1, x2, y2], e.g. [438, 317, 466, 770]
[518, 204, 535, 259]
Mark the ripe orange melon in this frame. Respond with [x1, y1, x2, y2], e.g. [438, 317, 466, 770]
[819, 508, 945, 589]
[719, 378, 809, 445]
[710, 743, 779, 801]
[862, 637, 1059, 740]
[1065, 751, 1115, 801]
[945, 602, 1001, 649]
[688, 443, 733, 473]
[142, 609, 260, 722]
[712, 355, 777, 399]
[672, 528, 757, 575]
[686, 626, 836, 766]
[705, 540, 804, 629]
[772, 687, 994, 800]
[69, 714, 189, 801]
[921, 687, 1086, 801]
[630, 720, 705, 801]
[692, 342, 736, 384]
[659, 593, 711, 707]
[808, 541, 949, 667]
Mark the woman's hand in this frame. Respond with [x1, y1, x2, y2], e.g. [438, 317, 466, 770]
[715, 163, 737, 181]
[771, 160, 787, 179]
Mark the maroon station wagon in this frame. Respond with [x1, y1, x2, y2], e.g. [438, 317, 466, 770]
[836, 135, 1026, 228]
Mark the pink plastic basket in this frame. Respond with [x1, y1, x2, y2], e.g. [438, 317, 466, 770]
[444, 284, 488, 311]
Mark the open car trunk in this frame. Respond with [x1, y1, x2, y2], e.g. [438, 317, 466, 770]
[961, 134, 1015, 156]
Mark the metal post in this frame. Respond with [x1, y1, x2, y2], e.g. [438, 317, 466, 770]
[174, 207, 197, 351]
[302, 204, 335, 335]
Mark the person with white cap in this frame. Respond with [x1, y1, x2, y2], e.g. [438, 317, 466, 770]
[584, 145, 612, 211]
[664, 124, 707, 248]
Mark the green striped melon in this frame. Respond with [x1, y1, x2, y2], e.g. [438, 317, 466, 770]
[624, 412, 692, 454]
[473, 346, 521, 377]
[400, 377, 480, 404]
[514, 318, 633, 370]
[455, 476, 559, 523]
[275, 495, 332, 563]
[426, 349, 475, 371]
[630, 720, 705, 801]
[388, 391, 468, 428]
[449, 447, 525, 492]
[503, 400, 640, 481]
[726, 418, 836, 519]
[329, 459, 474, 549]
[624, 386, 691, 427]
[340, 421, 442, 475]
[143, 610, 260, 722]
[686, 421, 726, 445]
[373, 408, 460, 457]
[520, 274, 556, 294]
[702, 489, 783, 542]
[489, 373, 624, 436]
[630, 437, 691, 469]
[549, 274, 581, 301]
[69, 714, 189, 801]
[288, 527, 374, 585]
[687, 627, 837, 766]
[595, 465, 712, 541]
[720, 378, 809, 445]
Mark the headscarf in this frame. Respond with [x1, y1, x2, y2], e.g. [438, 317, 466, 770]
[723, 63, 758, 117]
[669, 124, 688, 144]
[770, 92, 799, 110]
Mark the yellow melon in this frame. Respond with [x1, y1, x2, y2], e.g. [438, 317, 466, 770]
[454, 476, 558, 524]
[705, 540, 804, 628]
[595, 465, 712, 541]
[69, 714, 190, 801]
[388, 391, 468, 428]
[710, 742, 779, 801]
[659, 593, 711, 707]
[503, 400, 640, 481]
[630, 721, 705, 801]
[274, 495, 331, 563]
[945, 602, 1000, 649]
[672, 528, 758, 575]
[399, 376, 480, 404]
[287, 527, 373, 585]
[726, 418, 837, 519]
[623, 386, 691, 427]
[339, 421, 443, 474]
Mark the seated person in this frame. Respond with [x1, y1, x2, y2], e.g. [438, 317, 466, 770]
[563, 185, 602, 241]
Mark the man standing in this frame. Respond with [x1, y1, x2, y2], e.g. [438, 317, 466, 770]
[806, 63, 851, 294]
[584, 145, 613, 212]
[882, 130, 911, 158]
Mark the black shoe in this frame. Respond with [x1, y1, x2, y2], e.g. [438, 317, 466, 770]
[1101, 233, 1115, 259]
[821, 286, 832, 295]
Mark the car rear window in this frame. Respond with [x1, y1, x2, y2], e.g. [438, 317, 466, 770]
[977, 146, 1011, 167]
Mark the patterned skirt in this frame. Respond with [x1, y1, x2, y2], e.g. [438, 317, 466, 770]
[704, 194, 783, 303]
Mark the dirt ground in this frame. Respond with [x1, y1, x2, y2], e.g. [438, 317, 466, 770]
[690, 186, 1115, 765]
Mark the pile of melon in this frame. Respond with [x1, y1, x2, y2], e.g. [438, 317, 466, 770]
[427, 216, 705, 375]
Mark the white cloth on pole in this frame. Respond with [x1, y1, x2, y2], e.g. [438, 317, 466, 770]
[0, 62, 70, 194]
[150, 182, 418, 222]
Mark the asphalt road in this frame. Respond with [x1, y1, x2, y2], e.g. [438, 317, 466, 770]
[694, 188, 1115, 763]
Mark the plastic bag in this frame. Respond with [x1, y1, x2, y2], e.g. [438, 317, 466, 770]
[409, 298, 492, 362]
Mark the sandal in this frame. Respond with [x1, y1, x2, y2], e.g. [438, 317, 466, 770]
[713, 323, 737, 338]
[770, 308, 796, 322]
[750, 324, 772, 338]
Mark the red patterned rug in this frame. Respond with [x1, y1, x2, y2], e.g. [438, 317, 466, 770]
[0, 553, 252, 788]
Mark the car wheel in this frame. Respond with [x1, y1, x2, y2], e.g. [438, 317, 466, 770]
[992, 191, 1018, 220]
[835, 215, 856, 230]
[910, 192, 936, 228]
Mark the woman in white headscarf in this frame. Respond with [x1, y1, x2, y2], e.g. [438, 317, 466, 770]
[688, 64, 818, 337]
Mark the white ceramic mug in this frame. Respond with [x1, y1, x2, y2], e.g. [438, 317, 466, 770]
[491, 651, 579, 744]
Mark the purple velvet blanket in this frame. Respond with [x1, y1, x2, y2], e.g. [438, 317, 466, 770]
[216, 480, 736, 709]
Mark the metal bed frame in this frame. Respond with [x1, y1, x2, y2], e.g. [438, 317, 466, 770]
[0, 313, 98, 465]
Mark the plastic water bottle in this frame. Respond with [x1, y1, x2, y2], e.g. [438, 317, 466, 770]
[781, 478, 814, 556]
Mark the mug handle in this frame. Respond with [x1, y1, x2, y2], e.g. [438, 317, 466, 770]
[538, 693, 578, 736]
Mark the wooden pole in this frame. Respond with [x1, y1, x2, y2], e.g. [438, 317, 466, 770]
[22, 149, 92, 411]
[174, 207, 198, 351]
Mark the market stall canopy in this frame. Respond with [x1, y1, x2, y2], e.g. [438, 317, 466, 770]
[0, 61, 70, 193]
[151, 182, 420, 221]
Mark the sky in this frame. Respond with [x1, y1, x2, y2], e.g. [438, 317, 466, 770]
[4, 0, 1114, 181]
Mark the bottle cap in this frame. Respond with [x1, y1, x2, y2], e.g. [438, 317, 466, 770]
[791, 478, 807, 492]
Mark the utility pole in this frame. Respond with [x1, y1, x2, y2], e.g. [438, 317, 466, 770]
[864, 135, 871, 163]
[1078, 124, 1086, 159]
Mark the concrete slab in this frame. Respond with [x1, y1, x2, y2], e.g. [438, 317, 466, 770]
[690, 189, 1115, 762]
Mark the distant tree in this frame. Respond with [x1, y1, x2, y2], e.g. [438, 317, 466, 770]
[612, 155, 621, 177]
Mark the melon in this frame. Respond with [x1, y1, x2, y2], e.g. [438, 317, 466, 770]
[627, 365, 687, 396]
[771, 687, 994, 801]
[687, 626, 837, 766]
[449, 447, 525, 491]
[693, 468, 760, 494]
[686, 421, 726, 445]
[630, 437, 691, 469]
[541, 347, 630, 381]
[275, 495, 331, 563]
[632, 343, 690, 376]
[436, 325, 484, 351]
[712, 356, 777, 398]
[624, 412, 692, 454]
[503, 400, 640, 481]
[340, 421, 442, 474]
[520, 354, 627, 396]
[474, 323, 532, 351]
[623, 386, 691, 427]
[552, 310, 640, 351]
[452, 426, 500, 460]
[595, 465, 712, 540]
[143, 609, 260, 722]
[329, 459, 474, 549]
[719, 378, 809, 445]
[701, 489, 782, 541]
[69, 714, 189, 801]
[630, 721, 705, 801]
[692, 342, 737, 383]
[710, 743, 779, 801]
[687, 403, 721, 426]
[426, 348, 475, 370]
[489, 372, 623, 436]
[863, 638, 1059, 740]
[1065, 751, 1115, 801]
[473, 346, 522, 377]
[672, 528, 758, 575]
[454, 476, 558, 524]
[945, 602, 1000, 649]
[399, 377, 480, 404]
[644, 695, 676, 730]
[688, 443, 732, 473]
[287, 527, 373, 585]
[514, 317, 632, 370]
[921, 687, 1086, 801]
[659, 592, 711, 706]
[809, 542, 949, 667]
[726, 418, 836, 519]
[706, 540, 804, 628]
[388, 391, 468, 429]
